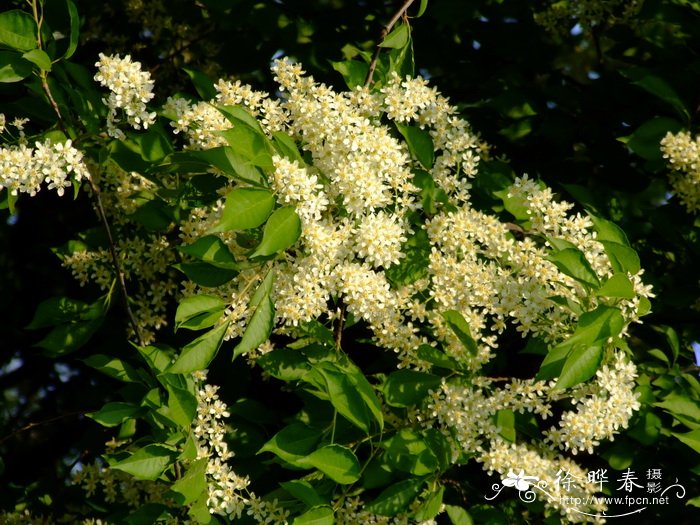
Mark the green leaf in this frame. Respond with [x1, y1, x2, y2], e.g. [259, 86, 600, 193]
[445, 505, 474, 525]
[589, 215, 630, 246]
[166, 385, 198, 428]
[22, 49, 50, 71]
[595, 273, 635, 299]
[383, 369, 441, 408]
[331, 59, 368, 89]
[83, 354, 142, 383]
[218, 105, 267, 134]
[35, 318, 103, 356]
[232, 295, 274, 359]
[257, 347, 310, 382]
[134, 128, 173, 162]
[175, 294, 226, 331]
[299, 444, 361, 484]
[395, 123, 434, 168]
[416, 344, 460, 370]
[272, 131, 304, 163]
[538, 306, 624, 381]
[365, 478, 424, 516]
[64, 0, 79, 59]
[414, 485, 444, 521]
[303, 360, 383, 433]
[170, 458, 207, 505]
[656, 394, 700, 428]
[382, 428, 439, 475]
[495, 409, 516, 442]
[0, 10, 38, 51]
[259, 422, 322, 464]
[250, 206, 301, 257]
[180, 235, 238, 270]
[292, 506, 334, 525]
[210, 187, 275, 233]
[623, 67, 690, 121]
[173, 261, 237, 287]
[599, 241, 641, 274]
[111, 444, 174, 481]
[441, 310, 478, 355]
[280, 480, 326, 507]
[622, 117, 683, 161]
[555, 345, 604, 390]
[547, 247, 600, 288]
[184, 67, 217, 100]
[136, 344, 175, 373]
[220, 124, 273, 170]
[88, 402, 141, 427]
[168, 322, 229, 373]
[379, 23, 410, 49]
[27, 296, 101, 329]
[416, 0, 429, 17]
[193, 146, 265, 185]
[672, 428, 700, 453]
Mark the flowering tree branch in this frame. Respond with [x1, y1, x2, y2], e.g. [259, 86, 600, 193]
[364, 0, 417, 87]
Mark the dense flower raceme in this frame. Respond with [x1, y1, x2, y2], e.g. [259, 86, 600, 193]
[44, 55, 654, 522]
[660, 130, 700, 214]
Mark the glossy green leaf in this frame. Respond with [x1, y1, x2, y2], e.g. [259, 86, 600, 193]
[395, 123, 434, 168]
[622, 117, 683, 161]
[166, 385, 198, 428]
[595, 273, 635, 299]
[22, 49, 50, 71]
[184, 67, 217, 100]
[232, 295, 274, 359]
[257, 347, 310, 382]
[0, 10, 37, 51]
[379, 23, 410, 49]
[599, 241, 641, 274]
[382, 428, 438, 475]
[210, 187, 275, 232]
[547, 247, 600, 288]
[168, 322, 229, 373]
[193, 146, 265, 186]
[416, 344, 460, 370]
[175, 294, 226, 331]
[364, 478, 424, 516]
[441, 310, 478, 355]
[416, 0, 429, 17]
[179, 235, 238, 269]
[299, 444, 361, 484]
[220, 123, 273, 170]
[331, 59, 368, 89]
[414, 485, 444, 522]
[64, 0, 79, 59]
[173, 261, 237, 287]
[259, 422, 322, 464]
[293, 506, 334, 525]
[672, 428, 700, 454]
[555, 345, 604, 390]
[383, 369, 441, 408]
[280, 480, 326, 507]
[111, 444, 174, 480]
[272, 131, 304, 164]
[83, 354, 142, 383]
[88, 402, 141, 427]
[170, 458, 207, 505]
[624, 67, 689, 120]
[250, 206, 301, 257]
[445, 505, 474, 525]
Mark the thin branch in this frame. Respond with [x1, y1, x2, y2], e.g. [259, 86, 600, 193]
[334, 303, 347, 350]
[86, 170, 145, 347]
[364, 0, 417, 87]
[0, 410, 86, 446]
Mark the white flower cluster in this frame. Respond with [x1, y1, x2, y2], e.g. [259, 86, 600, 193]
[660, 130, 700, 213]
[94, 53, 157, 139]
[191, 371, 291, 523]
[0, 139, 89, 197]
[544, 354, 641, 455]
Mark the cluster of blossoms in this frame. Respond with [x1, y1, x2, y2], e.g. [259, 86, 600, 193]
[13, 54, 651, 522]
[94, 53, 157, 139]
[192, 371, 290, 523]
[660, 130, 700, 213]
[0, 138, 89, 197]
[162, 58, 652, 521]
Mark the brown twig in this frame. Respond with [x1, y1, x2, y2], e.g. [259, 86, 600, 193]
[334, 303, 347, 349]
[364, 0, 417, 87]
[86, 171, 145, 347]
[0, 410, 86, 446]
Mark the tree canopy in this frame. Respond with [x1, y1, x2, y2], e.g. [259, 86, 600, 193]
[1, 1, 700, 524]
